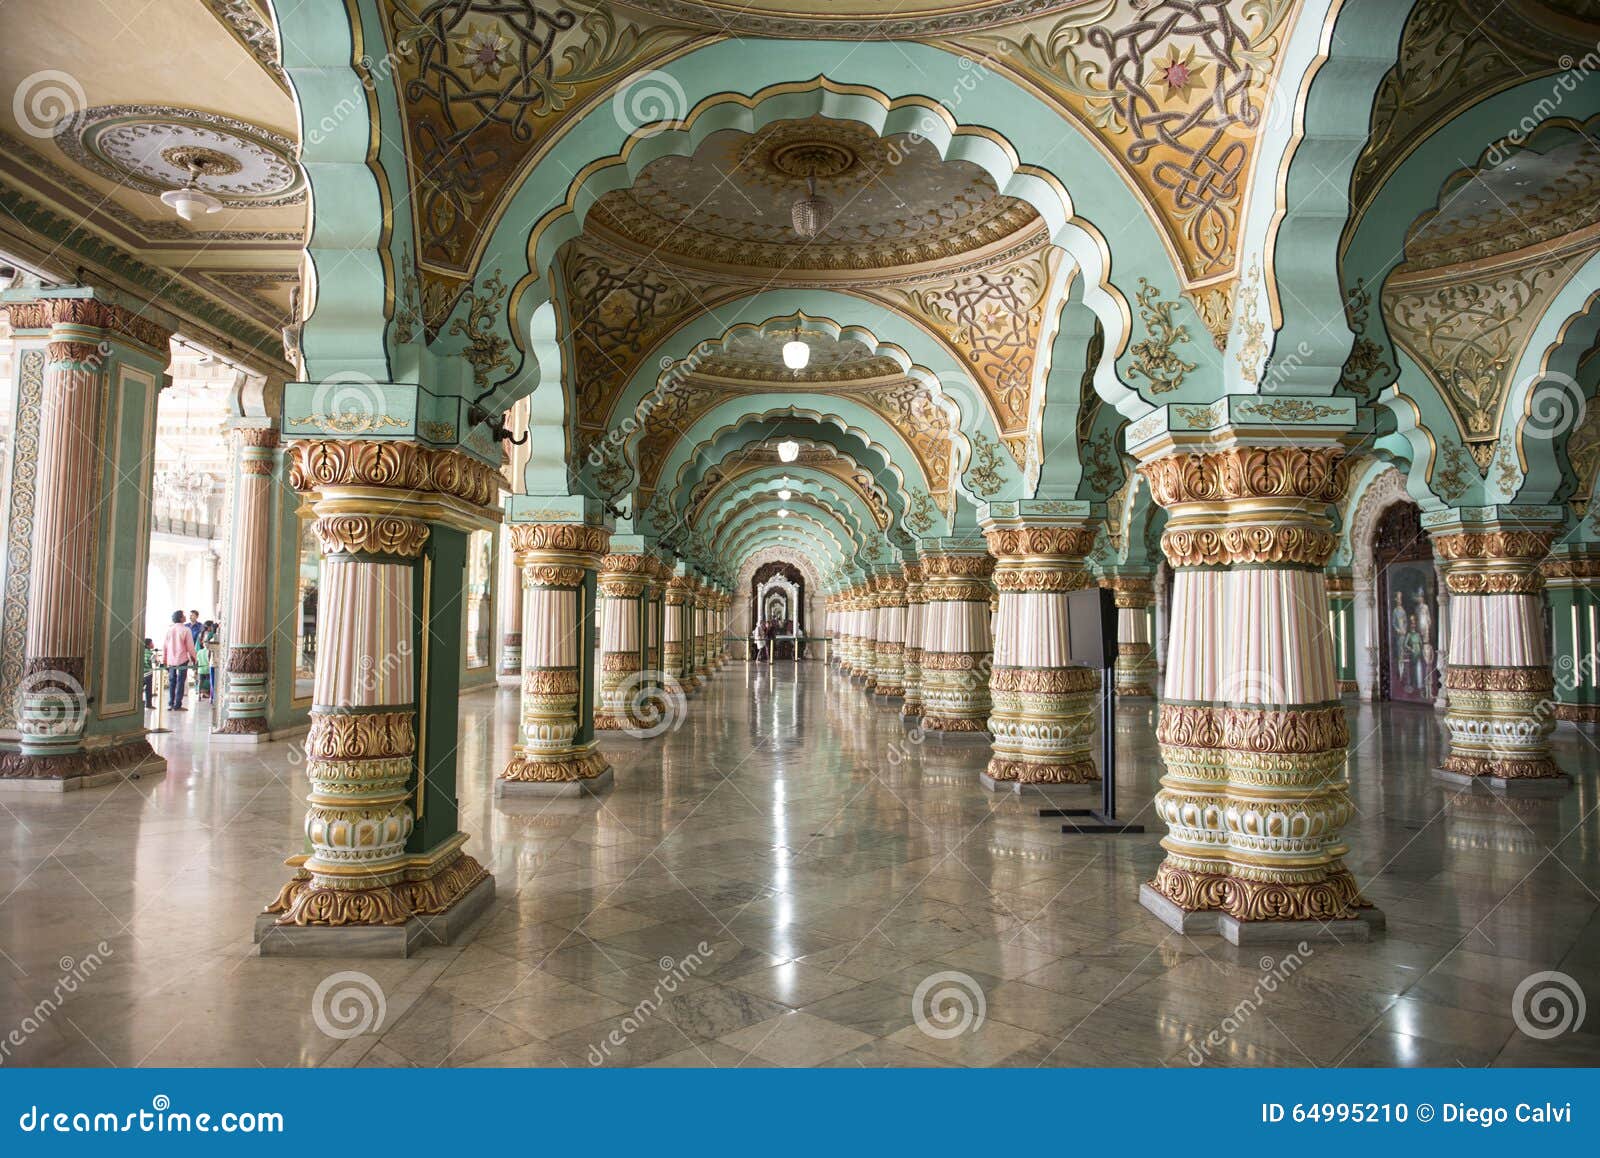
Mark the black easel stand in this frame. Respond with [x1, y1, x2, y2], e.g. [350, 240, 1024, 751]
[1038, 667, 1144, 835]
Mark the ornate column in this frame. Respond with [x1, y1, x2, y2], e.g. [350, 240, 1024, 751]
[1138, 446, 1375, 941]
[665, 573, 689, 684]
[215, 421, 279, 740]
[918, 545, 995, 735]
[982, 516, 1099, 786]
[1434, 525, 1568, 789]
[1325, 569, 1358, 694]
[901, 562, 925, 721]
[643, 557, 664, 682]
[1543, 547, 1600, 725]
[1104, 571, 1158, 698]
[496, 521, 523, 687]
[3, 293, 170, 784]
[499, 518, 613, 794]
[837, 586, 856, 673]
[872, 570, 906, 697]
[260, 440, 496, 952]
[595, 551, 649, 730]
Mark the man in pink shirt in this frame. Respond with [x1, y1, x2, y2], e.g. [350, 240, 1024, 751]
[162, 609, 197, 711]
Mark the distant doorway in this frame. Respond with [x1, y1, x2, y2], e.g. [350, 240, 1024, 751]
[751, 561, 804, 660]
[1374, 501, 1439, 703]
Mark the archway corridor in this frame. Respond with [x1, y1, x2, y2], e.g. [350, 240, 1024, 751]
[2, 658, 1596, 1068]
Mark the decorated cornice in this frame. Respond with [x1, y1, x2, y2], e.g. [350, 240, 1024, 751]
[202, 0, 288, 90]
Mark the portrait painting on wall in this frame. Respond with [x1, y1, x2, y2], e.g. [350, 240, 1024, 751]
[1381, 559, 1439, 703]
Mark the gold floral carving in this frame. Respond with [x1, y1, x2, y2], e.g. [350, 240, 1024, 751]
[2, 296, 173, 351]
[1157, 703, 1348, 753]
[920, 553, 996, 579]
[965, 431, 1008, 497]
[508, 521, 609, 557]
[1443, 665, 1553, 694]
[288, 440, 504, 509]
[993, 568, 1092, 593]
[315, 514, 431, 558]
[524, 564, 587, 588]
[1140, 445, 1348, 507]
[305, 710, 416, 760]
[523, 668, 581, 695]
[991, 666, 1099, 694]
[1432, 529, 1553, 562]
[1127, 278, 1196, 396]
[1149, 863, 1370, 922]
[503, 748, 612, 783]
[1161, 525, 1338, 569]
[986, 756, 1099, 784]
[984, 523, 1098, 558]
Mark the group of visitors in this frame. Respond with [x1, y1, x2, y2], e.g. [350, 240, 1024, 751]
[143, 610, 221, 712]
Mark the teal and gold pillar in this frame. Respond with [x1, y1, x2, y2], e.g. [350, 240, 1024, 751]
[918, 544, 995, 734]
[0, 290, 171, 785]
[1326, 569, 1357, 694]
[499, 512, 612, 793]
[1543, 548, 1600, 725]
[216, 421, 279, 740]
[1434, 524, 1567, 788]
[1104, 570, 1158, 698]
[982, 515, 1099, 785]
[258, 439, 497, 952]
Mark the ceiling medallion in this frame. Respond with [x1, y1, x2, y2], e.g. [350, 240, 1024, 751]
[770, 140, 857, 181]
[160, 146, 243, 179]
[53, 104, 305, 207]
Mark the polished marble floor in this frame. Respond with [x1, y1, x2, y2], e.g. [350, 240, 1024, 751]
[1, 661, 1597, 1068]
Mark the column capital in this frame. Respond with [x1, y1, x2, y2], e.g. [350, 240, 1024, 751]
[2, 287, 177, 356]
[1433, 526, 1554, 594]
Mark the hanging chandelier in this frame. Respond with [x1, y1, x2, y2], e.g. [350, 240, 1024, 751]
[777, 439, 800, 463]
[790, 176, 834, 240]
[161, 157, 222, 222]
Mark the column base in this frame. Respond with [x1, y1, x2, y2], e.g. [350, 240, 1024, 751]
[211, 718, 272, 746]
[1434, 767, 1572, 796]
[257, 845, 494, 956]
[0, 736, 166, 791]
[256, 874, 495, 957]
[499, 746, 613, 795]
[983, 755, 1099, 785]
[1139, 884, 1385, 945]
[918, 719, 992, 746]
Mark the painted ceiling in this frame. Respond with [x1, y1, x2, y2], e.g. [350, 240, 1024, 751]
[0, 0, 303, 368]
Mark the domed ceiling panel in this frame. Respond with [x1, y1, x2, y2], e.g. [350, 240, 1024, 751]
[586, 116, 1040, 276]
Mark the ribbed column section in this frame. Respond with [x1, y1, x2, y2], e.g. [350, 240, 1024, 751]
[919, 551, 994, 733]
[496, 522, 523, 684]
[873, 573, 906, 696]
[1436, 528, 1565, 782]
[17, 343, 109, 763]
[216, 424, 278, 737]
[596, 553, 648, 730]
[1140, 446, 1369, 929]
[1105, 573, 1158, 698]
[901, 563, 925, 719]
[983, 521, 1099, 784]
[500, 522, 612, 787]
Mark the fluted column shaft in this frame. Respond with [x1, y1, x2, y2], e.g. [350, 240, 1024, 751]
[496, 522, 524, 684]
[217, 424, 280, 737]
[265, 439, 495, 929]
[1141, 446, 1367, 926]
[500, 521, 612, 786]
[873, 574, 907, 696]
[1437, 528, 1564, 780]
[596, 553, 649, 730]
[17, 342, 111, 761]
[919, 551, 994, 733]
[1105, 573, 1158, 698]
[983, 521, 1099, 784]
[901, 563, 925, 719]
